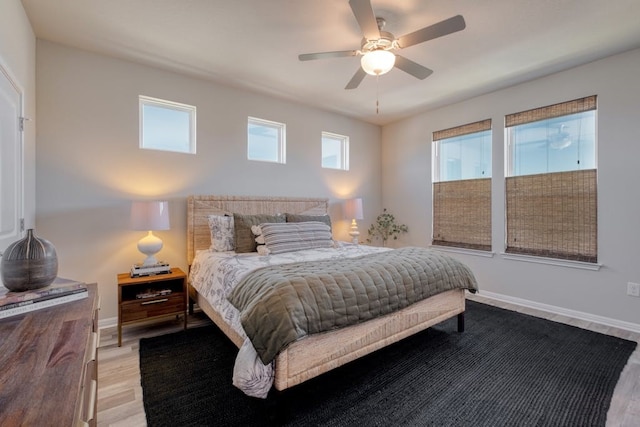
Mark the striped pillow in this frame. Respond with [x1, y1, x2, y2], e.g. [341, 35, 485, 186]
[260, 222, 333, 254]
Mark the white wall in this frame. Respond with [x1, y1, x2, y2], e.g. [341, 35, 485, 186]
[19, 5, 640, 328]
[0, 0, 36, 230]
[382, 48, 640, 327]
[36, 40, 381, 320]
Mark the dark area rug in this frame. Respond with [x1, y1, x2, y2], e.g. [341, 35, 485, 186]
[139, 300, 636, 426]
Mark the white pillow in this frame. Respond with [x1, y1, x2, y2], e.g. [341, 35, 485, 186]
[208, 215, 235, 252]
[260, 222, 333, 254]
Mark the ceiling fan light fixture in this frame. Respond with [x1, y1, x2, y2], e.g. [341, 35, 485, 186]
[361, 49, 395, 76]
[298, 1, 466, 89]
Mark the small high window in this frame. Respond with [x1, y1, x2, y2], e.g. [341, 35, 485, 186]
[321, 132, 349, 170]
[139, 95, 196, 154]
[247, 117, 286, 163]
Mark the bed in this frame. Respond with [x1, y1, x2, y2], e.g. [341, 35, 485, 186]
[187, 195, 478, 397]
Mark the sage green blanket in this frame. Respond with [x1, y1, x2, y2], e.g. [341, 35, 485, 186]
[228, 247, 479, 364]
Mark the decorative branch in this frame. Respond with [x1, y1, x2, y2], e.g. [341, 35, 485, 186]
[366, 209, 408, 247]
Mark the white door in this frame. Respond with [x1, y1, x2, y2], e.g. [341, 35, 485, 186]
[0, 65, 23, 253]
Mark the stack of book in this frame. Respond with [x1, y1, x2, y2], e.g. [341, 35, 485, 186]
[0, 278, 88, 319]
[130, 261, 171, 278]
[136, 288, 172, 299]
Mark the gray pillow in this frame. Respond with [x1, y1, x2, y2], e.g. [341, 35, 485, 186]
[233, 213, 285, 253]
[285, 213, 332, 230]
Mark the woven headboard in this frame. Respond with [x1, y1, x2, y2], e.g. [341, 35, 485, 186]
[187, 195, 329, 265]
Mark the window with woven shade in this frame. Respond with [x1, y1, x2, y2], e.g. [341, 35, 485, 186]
[432, 119, 492, 251]
[505, 95, 597, 263]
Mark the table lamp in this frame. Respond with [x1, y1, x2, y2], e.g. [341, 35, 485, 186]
[345, 198, 364, 244]
[130, 200, 170, 266]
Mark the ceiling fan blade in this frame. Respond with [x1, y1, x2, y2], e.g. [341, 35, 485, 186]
[394, 55, 433, 80]
[397, 15, 466, 49]
[349, 0, 380, 40]
[345, 68, 367, 90]
[298, 50, 358, 61]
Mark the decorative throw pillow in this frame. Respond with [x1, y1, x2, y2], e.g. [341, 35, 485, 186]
[233, 213, 285, 253]
[207, 215, 235, 252]
[260, 221, 333, 254]
[285, 213, 332, 230]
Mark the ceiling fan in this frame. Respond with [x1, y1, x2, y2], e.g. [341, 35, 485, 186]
[298, 0, 466, 90]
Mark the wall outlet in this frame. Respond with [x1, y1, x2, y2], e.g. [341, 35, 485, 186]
[627, 282, 640, 297]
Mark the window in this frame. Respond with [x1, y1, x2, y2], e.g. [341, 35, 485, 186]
[247, 117, 286, 163]
[505, 95, 597, 263]
[432, 119, 492, 251]
[321, 132, 349, 170]
[139, 96, 196, 154]
[508, 112, 596, 176]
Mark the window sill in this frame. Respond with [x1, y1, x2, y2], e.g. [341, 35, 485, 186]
[501, 252, 601, 271]
[429, 245, 495, 258]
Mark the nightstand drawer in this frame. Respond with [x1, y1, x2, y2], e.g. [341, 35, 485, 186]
[121, 293, 185, 322]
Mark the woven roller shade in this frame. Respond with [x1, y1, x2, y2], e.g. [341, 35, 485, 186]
[505, 95, 597, 128]
[505, 169, 597, 263]
[433, 178, 492, 251]
[433, 119, 492, 141]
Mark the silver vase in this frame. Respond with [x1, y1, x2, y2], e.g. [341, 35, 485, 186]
[1, 229, 58, 291]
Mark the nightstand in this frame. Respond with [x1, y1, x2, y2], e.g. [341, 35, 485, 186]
[117, 267, 187, 346]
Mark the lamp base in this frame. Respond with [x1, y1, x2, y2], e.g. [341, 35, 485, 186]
[137, 231, 163, 266]
[349, 219, 360, 245]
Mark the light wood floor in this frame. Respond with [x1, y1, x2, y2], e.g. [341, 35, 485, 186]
[96, 296, 640, 426]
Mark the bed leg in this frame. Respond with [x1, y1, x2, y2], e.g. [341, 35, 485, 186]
[457, 312, 465, 332]
[188, 297, 194, 315]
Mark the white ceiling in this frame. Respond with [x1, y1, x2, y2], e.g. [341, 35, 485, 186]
[21, 0, 640, 125]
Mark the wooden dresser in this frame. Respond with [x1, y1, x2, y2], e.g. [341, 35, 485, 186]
[0, 283, 99, 427]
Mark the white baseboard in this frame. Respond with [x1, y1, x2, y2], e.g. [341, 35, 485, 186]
[473, 290, 640, 334]
[99, 316, 117, 329]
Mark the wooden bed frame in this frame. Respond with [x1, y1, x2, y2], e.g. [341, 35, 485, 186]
[187, 195, 466, 391]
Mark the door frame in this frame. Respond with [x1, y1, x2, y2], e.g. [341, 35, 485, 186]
[0, 58, 24, 253]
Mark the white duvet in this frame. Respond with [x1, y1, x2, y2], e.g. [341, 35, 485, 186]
[188, 241, 389, 398]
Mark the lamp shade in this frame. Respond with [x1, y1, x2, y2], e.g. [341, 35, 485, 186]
[345, 198, 364, 220]
[361, 50, 396, 76]
[130, 201, 170, 231]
